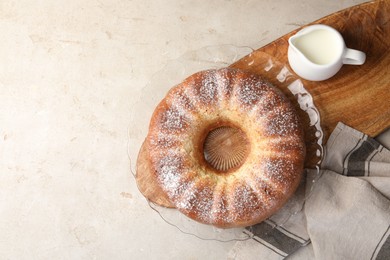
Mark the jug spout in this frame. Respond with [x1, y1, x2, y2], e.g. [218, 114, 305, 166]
[288, 27, 314, 49]
[288, 29, 315, 62]
[288, 35, 302, 56]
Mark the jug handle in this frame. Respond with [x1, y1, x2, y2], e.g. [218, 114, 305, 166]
[343, 48, 366, 65]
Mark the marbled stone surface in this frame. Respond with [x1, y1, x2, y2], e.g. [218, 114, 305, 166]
[0, 1, 368, 259]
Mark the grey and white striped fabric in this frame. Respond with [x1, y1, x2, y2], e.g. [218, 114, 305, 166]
[228, 122, 390, 260]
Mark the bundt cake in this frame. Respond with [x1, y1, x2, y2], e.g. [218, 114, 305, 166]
[136, 68, 305, 228]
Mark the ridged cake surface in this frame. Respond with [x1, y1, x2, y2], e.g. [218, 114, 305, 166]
[144, 68, 305, 228]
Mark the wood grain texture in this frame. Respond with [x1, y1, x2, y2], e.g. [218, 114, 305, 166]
[138, 1, 390, 205]
[231, 0, 390, 152]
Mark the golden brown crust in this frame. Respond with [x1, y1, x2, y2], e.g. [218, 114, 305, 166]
[136, 68, 306, 228]
[136, 141, 175, 208]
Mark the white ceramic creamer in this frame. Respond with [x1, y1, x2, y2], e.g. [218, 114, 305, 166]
[288, 24, 366, 81]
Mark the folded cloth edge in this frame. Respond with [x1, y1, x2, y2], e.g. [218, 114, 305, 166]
[228, 122, 390, 260]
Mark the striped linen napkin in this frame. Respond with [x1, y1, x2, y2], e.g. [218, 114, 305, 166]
[228, 122, 390, 260]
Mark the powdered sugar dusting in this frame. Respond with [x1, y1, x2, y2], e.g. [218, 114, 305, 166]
[236, 76, 268, 107]
[266, 106, 300, 136]
[265, 135, 305, 160]
[160, 107, 188, 132]
[177, 179, 215, 223]
[169, 89, 195, 112]
[156, 152, 192, 200]
[215, 68, 235, 103]
[249, 170, 282, 209]
[209, 183, 235, 224]
[147, 68, 304, 227]
[254, 90, 283, 118]
[262, 158, 298, 193]
[231, 182, 263, 221]
[199, 72, 219, 104]
[156, 154, 182, 189]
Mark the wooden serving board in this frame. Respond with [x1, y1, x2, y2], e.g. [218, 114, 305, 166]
[230, 0, 390, 166]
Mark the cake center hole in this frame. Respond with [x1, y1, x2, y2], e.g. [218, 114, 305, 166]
[203, 126, 249, 172]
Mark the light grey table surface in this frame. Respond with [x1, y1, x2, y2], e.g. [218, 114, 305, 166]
[0, 0, 369, 259]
